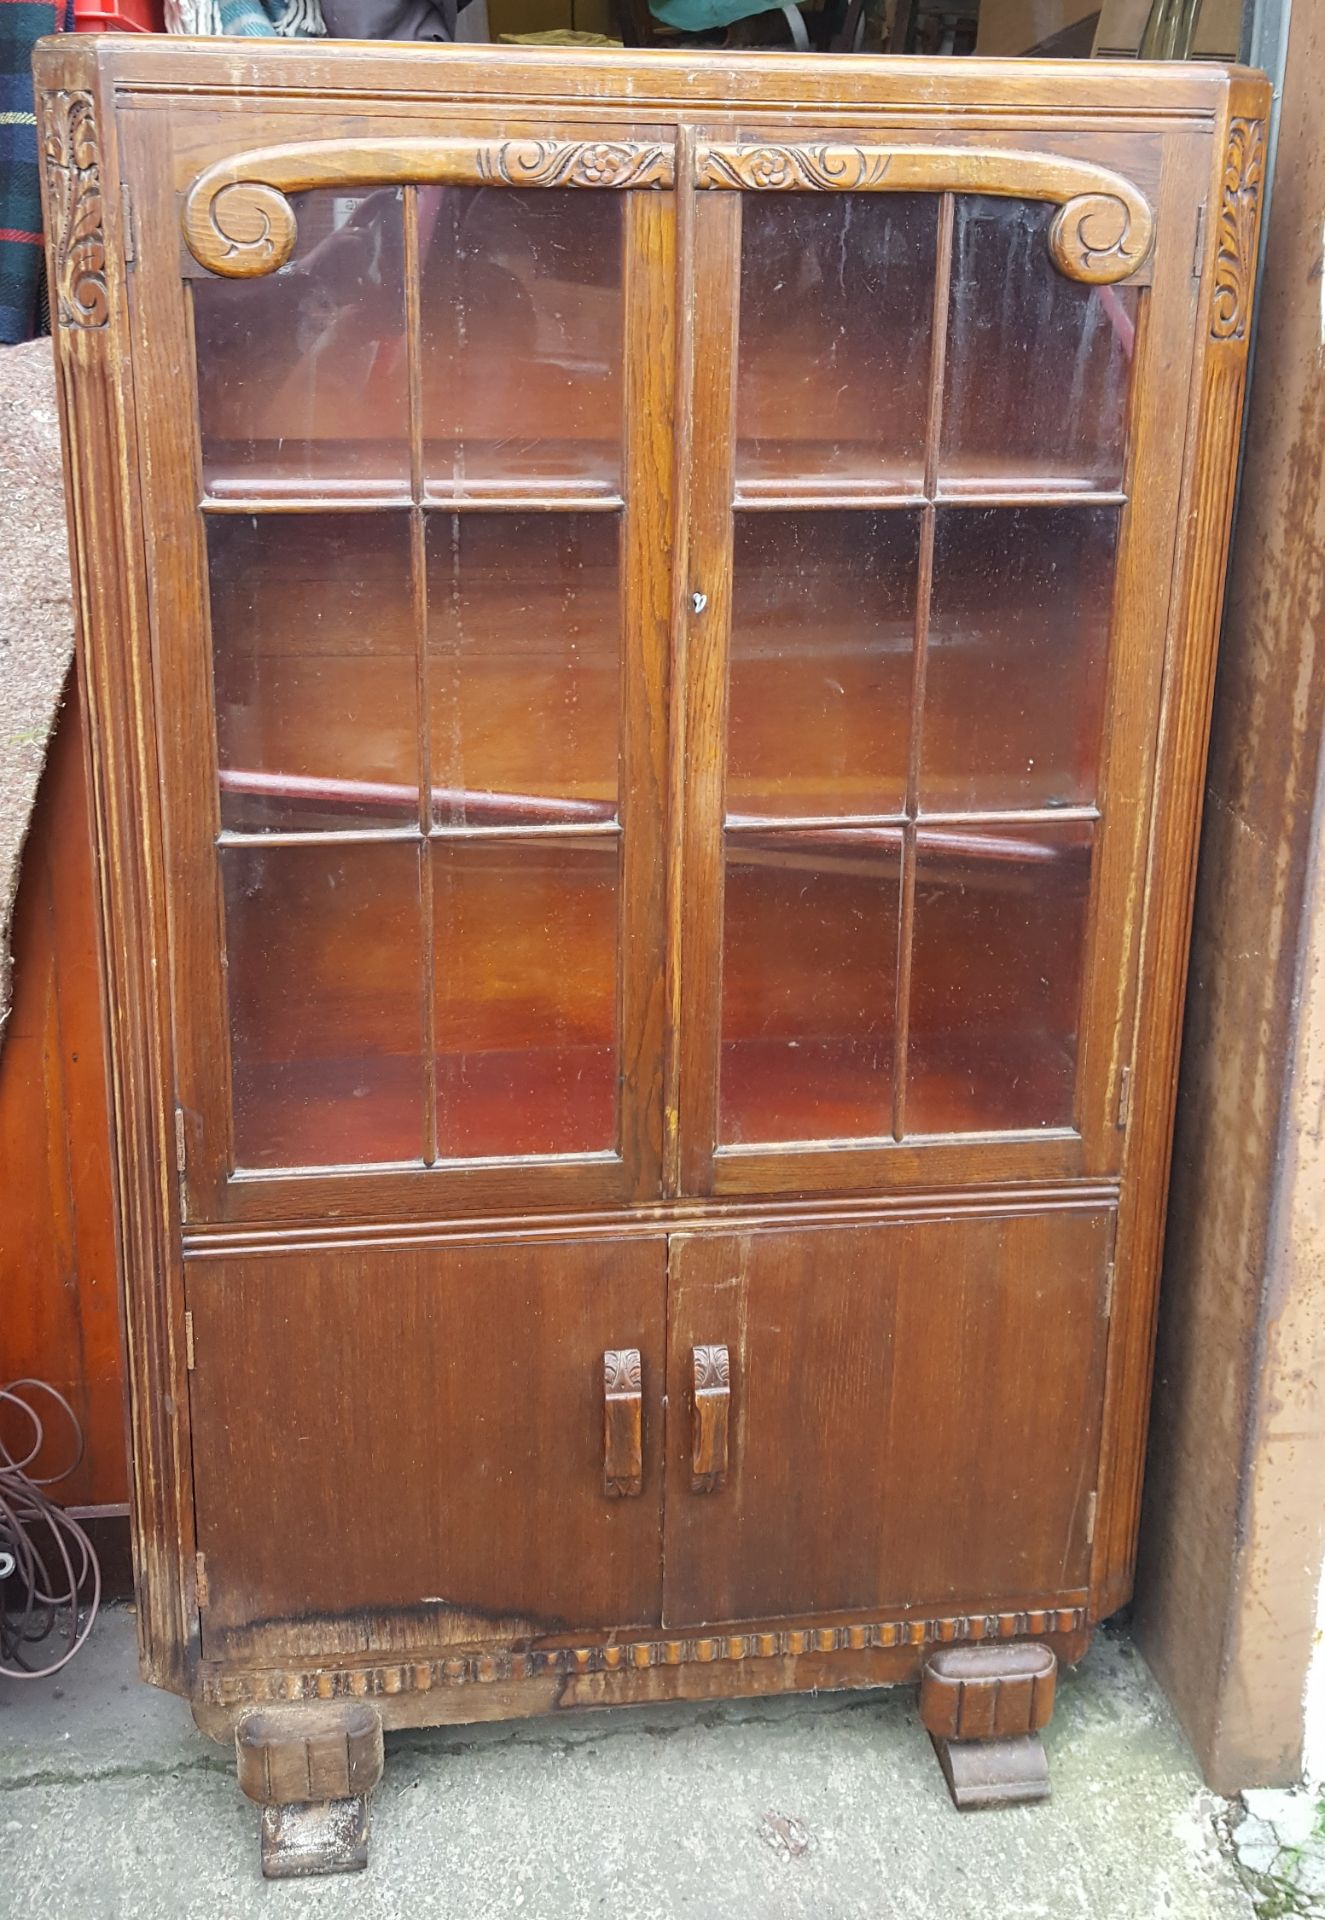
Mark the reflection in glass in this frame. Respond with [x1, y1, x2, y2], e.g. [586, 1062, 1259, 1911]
[209, 514, 417, 833]
[433, 839, 619, 1158]
[720, 829, 901, 1144]
[223, 842, 424, 1169]
[426, 513, 620, 826]
[940, 197, 1137, 495]
[418, 187, 623, 495]
[194, 190, 409, 500]
[736, 194, 937, 493]
[728, 512, 919, 820]
[907, 822, 1093, 1134]
[922, 507, 1118, 811]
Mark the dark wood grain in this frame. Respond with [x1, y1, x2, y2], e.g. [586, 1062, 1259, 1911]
[33, 37, 1268, 1788]
[0, 684, 124, 1506]
[187, 1238, 666, 1663]
[663, 1211, 1111, 1628]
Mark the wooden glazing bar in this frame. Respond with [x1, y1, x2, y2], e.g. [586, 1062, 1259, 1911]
[723, 806, 1102, 833]
[201, 491, 625, 514]
[404, 187, 438, 1167]
[676, 187, 740, 1193]
[732, 488, 1128, 511]
[663, 128, 698, 1199]
[619, 189, 675, 1199]
[893, 192, 954, 1142]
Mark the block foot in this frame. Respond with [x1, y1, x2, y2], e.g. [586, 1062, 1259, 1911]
[235, 1701, 384, 1879]
[919, 1642, 1057, 1812]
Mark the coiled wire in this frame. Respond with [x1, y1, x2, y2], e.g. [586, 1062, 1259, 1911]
[0, 1380, 101, 1678]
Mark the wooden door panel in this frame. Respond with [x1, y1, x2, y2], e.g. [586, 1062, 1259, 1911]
[663, 1211, 1110, 1628]
[188, 1238, 665, 1662]
[121, 103, 674, 1223]
[676, 131, 1207, 1198]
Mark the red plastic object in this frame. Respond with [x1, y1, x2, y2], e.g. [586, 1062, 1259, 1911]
[74, 0, 163, 31]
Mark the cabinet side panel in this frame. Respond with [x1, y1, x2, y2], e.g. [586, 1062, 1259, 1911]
[34, 48, 194, 1691]
[1093, 76, 1271, 1617]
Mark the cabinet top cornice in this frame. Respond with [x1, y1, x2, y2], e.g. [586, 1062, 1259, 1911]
[36, 35, 1261, 126]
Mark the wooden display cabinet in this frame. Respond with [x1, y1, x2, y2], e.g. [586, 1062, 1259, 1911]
[36, 35, 1267, 1874]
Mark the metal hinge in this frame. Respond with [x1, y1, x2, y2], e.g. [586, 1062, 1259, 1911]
[174, 1106, 188, 1223]
[121, 183, 137, 266]
[1193, 201, 1206, 279]
[1085, 1492, 1098, 1547]
[1116, 1065, 1132, 1129]
[184, 1310, 195, 1373]
[1102, 1255, 1117, 1321]
[195, 1551, 209, 1609]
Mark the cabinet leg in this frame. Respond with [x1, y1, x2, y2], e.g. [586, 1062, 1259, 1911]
[918, 1643, 1056, 1811]
[234, 1701, 384, 1879]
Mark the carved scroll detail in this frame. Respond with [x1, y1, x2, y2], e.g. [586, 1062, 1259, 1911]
[182, 137, 673, 279]
[695, 141, 1154, 285]
[198, 1605, 1090, 1708]
[1211, 117, 1265, 342]
[476, 139, 672, 191]
[40, 91, 108, 329]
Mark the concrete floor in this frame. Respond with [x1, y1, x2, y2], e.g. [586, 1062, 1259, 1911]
[0, 1606, 1256, 1920]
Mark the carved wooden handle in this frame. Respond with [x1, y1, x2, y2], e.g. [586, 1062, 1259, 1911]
[691, 1345, 731, 1493]
[603, 1349, 642, 1498]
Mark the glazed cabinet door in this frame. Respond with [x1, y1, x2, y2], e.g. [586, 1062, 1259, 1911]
[662, 1211, 1111, 1629]
[677, 133, 1204, 1196]
[121, 109, 674, 1223]
[187, 1238, 666, 1662]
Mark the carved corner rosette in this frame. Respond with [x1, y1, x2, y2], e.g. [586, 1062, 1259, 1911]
[182, 136, 673, 280]
[695, 140, 1153, 287]
[40, 89, 109, 330]
[1211, 116, 1265, 343]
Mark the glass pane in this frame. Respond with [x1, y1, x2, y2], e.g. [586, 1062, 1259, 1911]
[940, 197, 1138, 496]
[922, 507, 1118, 812]
[426, 513, 619, 827]
[223, 842, 424, 1169]
[194, 190, 408, 501]
[418, 188, 622, 497]
[210, 514, 417, 833]
[907, 822, 1093, 1134]
[736, 195, 938, 495]
[728, 512, 919, 821]
[721, 829, 901, 1145]
[433, 839, 619, 1158]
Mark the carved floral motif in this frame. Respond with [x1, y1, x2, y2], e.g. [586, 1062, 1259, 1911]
[603, 1348, 642, 1395]
[693, 1344, 730, 1392]
[697, 143, 895, 193]
[1211, 116, 1265, 342]
[40, 90, 108, 329]
[476, 139, 672, 190]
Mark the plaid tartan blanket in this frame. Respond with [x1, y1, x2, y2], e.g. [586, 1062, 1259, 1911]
[1, 0, 69, 345]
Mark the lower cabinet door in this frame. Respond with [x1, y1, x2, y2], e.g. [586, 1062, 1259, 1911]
[663, 1210, 1112, 1629]
[188, 1237, 666, 1663]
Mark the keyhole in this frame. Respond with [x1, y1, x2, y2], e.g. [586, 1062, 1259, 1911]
[691, 591, 708, 615]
